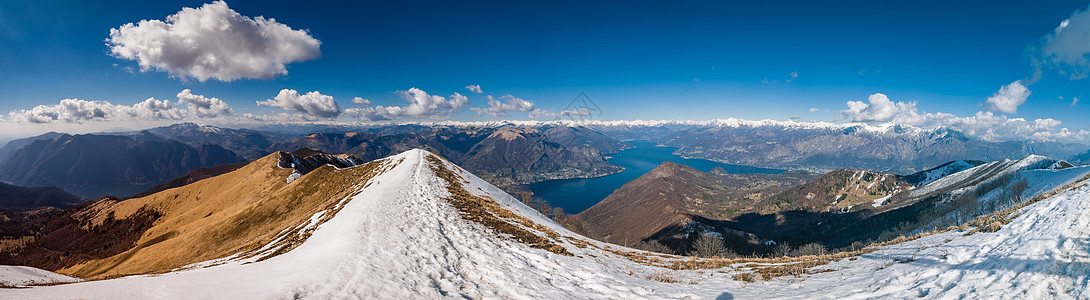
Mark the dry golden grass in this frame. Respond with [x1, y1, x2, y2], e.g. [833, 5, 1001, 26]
[56, 153, 393, 280]
[0, 236, 35, 251]
[426, 155, 572, 256]
[647, 270, 699, 284]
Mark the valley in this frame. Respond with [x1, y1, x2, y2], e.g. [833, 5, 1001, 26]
[526, 140, 784, 214]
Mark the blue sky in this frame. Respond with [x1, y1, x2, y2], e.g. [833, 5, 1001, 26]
[1, 0, 1089, 141]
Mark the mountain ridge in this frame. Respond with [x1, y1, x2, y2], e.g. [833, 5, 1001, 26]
[0, 133, 246, 199]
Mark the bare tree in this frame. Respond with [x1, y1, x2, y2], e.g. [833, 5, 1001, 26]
[771, 242, 792, 258]
[633, 240, 674, 254]
[690, 233, 728, 258]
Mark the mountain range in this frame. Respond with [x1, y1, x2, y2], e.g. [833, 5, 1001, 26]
[0, 133, 246, 199]
[653, 125, 1087, 174]
[268, 125, 628, 187]
[1, 149, 1088, 298]
[0, 123, 631, 200]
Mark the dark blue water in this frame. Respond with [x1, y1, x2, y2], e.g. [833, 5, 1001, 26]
[529, 140, 783, 214]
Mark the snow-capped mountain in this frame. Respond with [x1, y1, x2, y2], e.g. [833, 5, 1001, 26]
[2, 149, 1089, 298]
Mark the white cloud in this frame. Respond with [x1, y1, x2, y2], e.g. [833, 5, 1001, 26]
[351, 97, 371, 105]
[559, 108, 591, 117]
[528, 108, 554, 118]
[342, 107, 391, 121]
[841, 93, 922, 124]
[980, 80, 1030, 114]
[1037, 5, 1090, 80]
[132, 97, 187, 120]
[370, 88, 468, 119]
[1072, 96, 1080, 107]
[465, 85, 483, 94]
[525, 107, 591, 119]
[470, 95, 535, 117]
[106, 1, 320, 82]
[177, 89, 234, 118]
[809, 108, 820, 113]
[10, 99, 120, 123]
[242, 112, 319, 123]
[8, 98, 187, 124]
[257, 89, 342, 118]
[839, 93, 1088, 142]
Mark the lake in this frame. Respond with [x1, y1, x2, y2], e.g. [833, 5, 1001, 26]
[528, 140, 784, 214]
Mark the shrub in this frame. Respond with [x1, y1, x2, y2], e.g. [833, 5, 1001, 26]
[792, 243, 828, 257]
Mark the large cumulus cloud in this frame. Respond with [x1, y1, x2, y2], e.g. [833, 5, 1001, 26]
[841, 93, 921, 124]
[980, 81, 1030, 114]
[106, 1, 321, 82]
[257, 89, 342, 118]
[177, 89, 234, 117]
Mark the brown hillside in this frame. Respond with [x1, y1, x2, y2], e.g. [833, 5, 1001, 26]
[128, 162, 249, 199]
[2, 151, 393, 280]
[577, 162, 817, 246]
[766, 169, 912, 214]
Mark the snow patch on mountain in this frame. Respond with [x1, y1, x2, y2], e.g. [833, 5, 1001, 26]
[0, 266, 80, 287]
[908, 160, 981, 186]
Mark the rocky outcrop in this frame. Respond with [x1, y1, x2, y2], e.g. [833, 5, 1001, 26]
[277, 148, 366, 183]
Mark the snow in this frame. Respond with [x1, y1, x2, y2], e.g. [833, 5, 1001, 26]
[4, 149, 1090, 299]
[872, 194, 892, 207]
[0, 266, 80, 287]
[285, 170, 302, 183]
[913, 160, 978, 186]
[907, 156, 1056, 199]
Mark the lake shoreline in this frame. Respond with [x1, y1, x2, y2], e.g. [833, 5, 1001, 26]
[525, 140, 783, 214]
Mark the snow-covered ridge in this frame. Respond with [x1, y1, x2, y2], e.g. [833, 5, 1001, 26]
[907, 155, 1065, 198]
[904, 160, 983, 187]
[5, 149, 1090, 298]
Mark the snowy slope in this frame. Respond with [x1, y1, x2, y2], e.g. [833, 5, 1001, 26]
[0, 266, 80, 287]
[905, 155, 1058, 199]
[3, 149, 1090, 299]
[904, 160, 981, 186]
